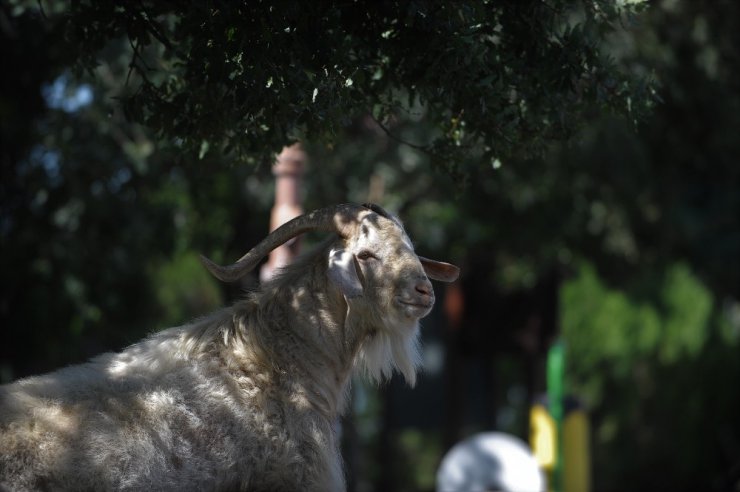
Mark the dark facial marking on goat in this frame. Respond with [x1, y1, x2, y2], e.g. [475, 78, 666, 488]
[362, 203, 392, 219]
[363, 213, 382, 228]
[352, 256, 365, 286]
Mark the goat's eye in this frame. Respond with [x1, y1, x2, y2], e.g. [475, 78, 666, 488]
[356, 250, 377, 261]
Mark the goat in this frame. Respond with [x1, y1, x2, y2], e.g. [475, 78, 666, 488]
[0, 203, 459, 491]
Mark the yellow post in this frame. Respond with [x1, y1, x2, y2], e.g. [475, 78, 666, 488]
[530, 402, 557, 488]
[562, 407, 591, 492]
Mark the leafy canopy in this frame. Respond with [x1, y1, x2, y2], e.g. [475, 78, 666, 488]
[48, 0, 655, 171]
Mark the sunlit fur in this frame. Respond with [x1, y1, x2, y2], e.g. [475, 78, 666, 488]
[0, 209, 433, 491]
[356, 324, 422, 386]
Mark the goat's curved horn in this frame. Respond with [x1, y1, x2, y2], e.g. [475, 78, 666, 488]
[201, 203, 368, 282]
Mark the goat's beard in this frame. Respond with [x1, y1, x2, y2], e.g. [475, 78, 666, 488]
[356, 322, 422, 387]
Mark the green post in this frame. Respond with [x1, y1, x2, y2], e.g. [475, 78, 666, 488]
[547, 338, 565, 492]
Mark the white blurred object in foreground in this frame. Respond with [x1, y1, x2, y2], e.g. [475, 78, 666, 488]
[437, 432, 545, 492]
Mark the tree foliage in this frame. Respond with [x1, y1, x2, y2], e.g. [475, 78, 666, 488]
[562, 262, 739, 490]
[37, 0, 656, 173]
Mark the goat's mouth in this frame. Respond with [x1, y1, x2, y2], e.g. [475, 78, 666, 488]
[396, 297, 434, 318]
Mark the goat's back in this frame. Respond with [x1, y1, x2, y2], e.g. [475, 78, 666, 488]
[0, 311, 340, 491]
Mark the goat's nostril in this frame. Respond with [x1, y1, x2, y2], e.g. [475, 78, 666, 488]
[415, 282, 432, 297]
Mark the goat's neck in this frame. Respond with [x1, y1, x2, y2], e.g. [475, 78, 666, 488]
[264, 267, 370, 418]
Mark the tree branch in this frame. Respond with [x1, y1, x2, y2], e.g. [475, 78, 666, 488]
[369, 113, 432, 154]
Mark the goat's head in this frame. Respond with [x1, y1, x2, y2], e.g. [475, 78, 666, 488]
[324, 203, 458, 329]
[201, 203, 458, 288]
[200, 203, 459, 384]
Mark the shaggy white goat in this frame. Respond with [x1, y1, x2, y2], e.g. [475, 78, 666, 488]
[0, 203, 458, 491]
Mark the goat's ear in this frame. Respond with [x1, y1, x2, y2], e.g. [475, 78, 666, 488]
[419, 256, 460, 283]
[328, 247, 364, 298]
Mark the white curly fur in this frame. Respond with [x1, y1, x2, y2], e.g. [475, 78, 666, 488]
[0, 207, 448, 491]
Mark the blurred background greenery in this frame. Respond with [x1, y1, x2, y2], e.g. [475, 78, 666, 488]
[1, 1, 739, 491]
